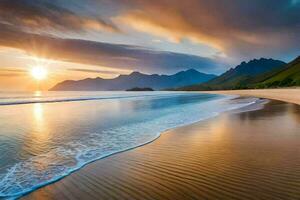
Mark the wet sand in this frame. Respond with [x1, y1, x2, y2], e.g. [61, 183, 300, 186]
[22, 100, 300, 200]
[204, 88, 300, 105]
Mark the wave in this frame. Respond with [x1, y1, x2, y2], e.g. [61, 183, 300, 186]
[0, 93, 172, 106]
[0, 132, 162, 199]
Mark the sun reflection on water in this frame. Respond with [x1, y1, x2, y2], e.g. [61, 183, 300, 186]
[32, 103, 49, 142]
[34, 91, 42, 97]
[19, 103, 50, 161]
[34, 103, 43, 122]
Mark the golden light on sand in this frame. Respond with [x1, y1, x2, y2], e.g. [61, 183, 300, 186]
[31, 66, 48, 80]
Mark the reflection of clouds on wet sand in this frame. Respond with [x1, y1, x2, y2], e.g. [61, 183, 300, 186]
[289, 104, 300, 123]
[236, 100, 289, 121]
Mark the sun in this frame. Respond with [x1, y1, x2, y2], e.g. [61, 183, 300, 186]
[31, 66, 48, 80]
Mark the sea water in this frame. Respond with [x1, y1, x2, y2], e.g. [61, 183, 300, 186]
[0, 91, 258, 198]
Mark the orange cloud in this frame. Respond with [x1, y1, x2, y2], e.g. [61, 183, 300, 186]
[115, 10, 224, 50]
[116, 0, 300, 60]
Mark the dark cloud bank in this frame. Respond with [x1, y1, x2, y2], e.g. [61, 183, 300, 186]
[120, 0, 300, 60]
[0, 0, 299, 74]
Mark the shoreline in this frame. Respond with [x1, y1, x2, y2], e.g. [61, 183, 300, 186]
[4, 133, 163, 200]
[1, 94, 257, 199]
[22, 90, 300, 199]
[202, 88, 300, 105]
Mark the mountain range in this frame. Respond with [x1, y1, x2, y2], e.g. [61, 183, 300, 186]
[51, 56, 300, 91]
[255, 56, 300, 88]
[51, 69, 216, 91]
[180, 58, 290, 90]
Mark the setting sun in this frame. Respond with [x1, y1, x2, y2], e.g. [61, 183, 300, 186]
[31, 66, 48, 80]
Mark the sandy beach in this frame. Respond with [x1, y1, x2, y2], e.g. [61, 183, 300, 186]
[22, 91, 300, 200]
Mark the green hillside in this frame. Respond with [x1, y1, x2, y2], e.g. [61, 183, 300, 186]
[255, 56, 300, 88]
[180, 58, 286, 91]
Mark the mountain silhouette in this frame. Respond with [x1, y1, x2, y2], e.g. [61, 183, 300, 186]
[51, 69, 216, 91]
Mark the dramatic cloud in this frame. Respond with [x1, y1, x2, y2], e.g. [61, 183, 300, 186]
[117, 0, 300, 59]
[0, 0, 299, 76]
[0, 24, 223, 74]
[0, 0, 118, 33]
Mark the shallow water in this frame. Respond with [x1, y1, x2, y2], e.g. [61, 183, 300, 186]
[0, 91, 257, 198]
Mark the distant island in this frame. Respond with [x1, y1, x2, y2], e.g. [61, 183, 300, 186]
[50, 69, 216, 91]
[126, 87, 154, 91]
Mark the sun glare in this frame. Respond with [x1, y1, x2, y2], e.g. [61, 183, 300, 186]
[31, 66, 48, 80]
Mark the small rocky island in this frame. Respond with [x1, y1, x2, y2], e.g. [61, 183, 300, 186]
[126, 87, 154, 91]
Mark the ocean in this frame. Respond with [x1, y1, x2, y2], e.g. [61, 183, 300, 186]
[0, 91, 258, 198]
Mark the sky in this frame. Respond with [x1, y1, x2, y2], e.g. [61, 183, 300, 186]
[0, 0, 299, 91]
